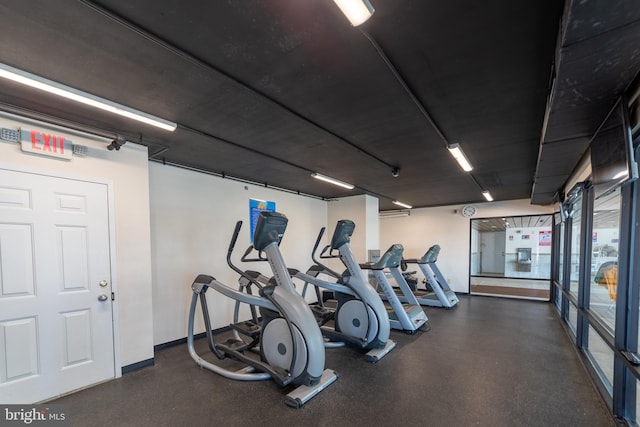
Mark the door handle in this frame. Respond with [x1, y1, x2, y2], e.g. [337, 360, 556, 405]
[98, 294, 109, 302]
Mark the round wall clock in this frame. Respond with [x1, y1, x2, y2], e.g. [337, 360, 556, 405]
[461, 205, 477, 218]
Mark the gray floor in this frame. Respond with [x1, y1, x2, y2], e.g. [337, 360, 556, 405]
[53, 296, 616, 426]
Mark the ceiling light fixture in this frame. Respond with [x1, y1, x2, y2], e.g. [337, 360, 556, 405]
[392, 200, 413, 209]
[333, 0, 375, 26]
[447, 143, 473, 172]
[0, 62, 177, 132]
[311, 173, 355, 189]
[482, 191, 494, 202]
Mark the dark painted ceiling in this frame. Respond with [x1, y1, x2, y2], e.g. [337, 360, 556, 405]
[0, 1, 638, 210]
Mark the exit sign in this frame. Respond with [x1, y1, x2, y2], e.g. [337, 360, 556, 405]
[20, 128, 72, 160]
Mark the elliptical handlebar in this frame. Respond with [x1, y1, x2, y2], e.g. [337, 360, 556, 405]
[225, 220, 264, 289]
[226, 221, 244, 275]
[311, 227, 341, 279]
[318, 244, 337, 259]
[313, 227, 338, 261]
[240, 245, 268, 263]
[311, 227, 326, 262]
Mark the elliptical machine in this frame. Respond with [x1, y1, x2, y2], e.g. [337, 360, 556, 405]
[294, 220, 396, 362]
[187, 211, 337, 408]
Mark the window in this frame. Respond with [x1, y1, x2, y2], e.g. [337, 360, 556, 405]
[585, 325, 614, 396]
[568, 302, 578, 338]
[552, 99, 640, 423]
[569, 193, 583, 296]
[554, 215, 564, 312]
[558, 220, 565, 287]
[589, 187, 621, 332]
[470, 215, 552, 300]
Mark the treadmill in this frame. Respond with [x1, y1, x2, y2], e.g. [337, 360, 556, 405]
[401, 244, 459, 309]
[360, 244, 428, 333]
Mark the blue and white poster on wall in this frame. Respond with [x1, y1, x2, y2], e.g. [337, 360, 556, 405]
[249, 198, 276, 243]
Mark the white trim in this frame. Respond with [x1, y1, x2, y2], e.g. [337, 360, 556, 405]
[105, 177, 122, 378]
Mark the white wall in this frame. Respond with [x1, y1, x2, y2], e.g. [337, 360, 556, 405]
[327, 194, 379, 261]
[0, 112, 154, 368]
[380, 199, 554, 292]
[148, 163, 328, 345]
[504, 225, 552, 278]
[365, 195, 381, 253]
[505, 226, 553, 255]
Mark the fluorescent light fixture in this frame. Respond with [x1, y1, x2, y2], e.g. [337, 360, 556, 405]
[447, 143, 473, 172]
[392, 200, 412, 209]
[482, 191, 494, 202]
[0, 62, 177, 132]
[311, 173, 355, 189]
[333, 0, 375, 26]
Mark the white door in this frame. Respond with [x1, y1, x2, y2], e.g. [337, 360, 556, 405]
[480, 231, 506, 275]
[0, 168, 115, 403]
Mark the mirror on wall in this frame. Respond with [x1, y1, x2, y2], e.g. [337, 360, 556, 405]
[470, 214, 553, 300]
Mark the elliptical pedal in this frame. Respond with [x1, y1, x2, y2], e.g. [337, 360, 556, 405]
[231, 320, 261, 339]
[220, 338, 248, 351]
[310, 305, 335, 324]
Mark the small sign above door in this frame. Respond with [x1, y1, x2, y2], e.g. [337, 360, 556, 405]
[20, 128, 73, 160]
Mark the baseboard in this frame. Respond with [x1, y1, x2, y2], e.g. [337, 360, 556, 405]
[153, 325, 233, 352]
[123, 325, 238, 374]
[121, 358, 154, 375]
